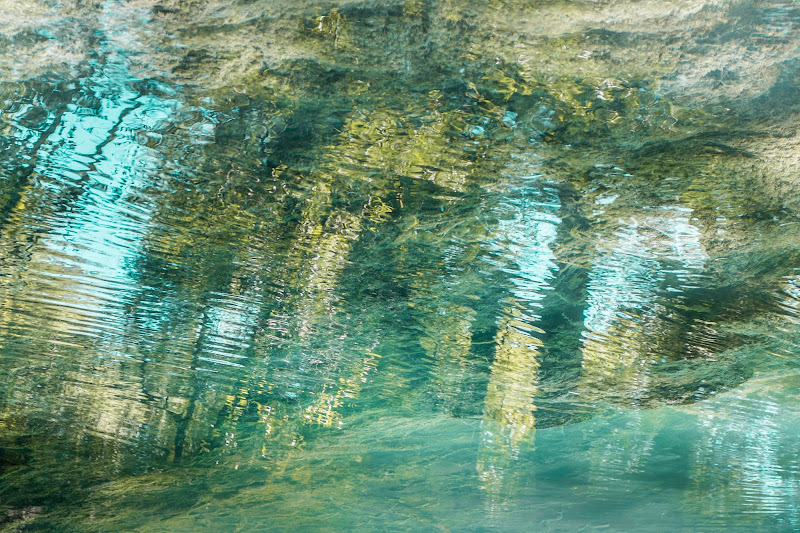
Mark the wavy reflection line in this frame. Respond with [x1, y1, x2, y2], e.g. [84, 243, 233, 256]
[0, 0, 179, 454]
[690, 383, 796, 527]
[477, 175, 560, 513]
[579, 208, 707, 406]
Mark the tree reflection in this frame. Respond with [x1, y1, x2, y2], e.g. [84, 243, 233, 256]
[476, 173, 560, 511]
[2, 0, 800, 528]
[578, 207, 708, 406]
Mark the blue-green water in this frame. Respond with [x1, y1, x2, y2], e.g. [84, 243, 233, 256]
[2, 0, 800, 531]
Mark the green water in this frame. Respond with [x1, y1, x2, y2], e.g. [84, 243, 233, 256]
[1, 0, 800, 530]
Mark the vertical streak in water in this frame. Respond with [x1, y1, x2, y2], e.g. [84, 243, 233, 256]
[578, 207, 707, 491]
[477, 171, 560, 513]
[414, 240, 479, 415]
[226, 116, 383, 455]
[579, 207, 707, 404]
[23, 0, 175, 316]
[689, 381, 794, 528]
[0, 0, 179, 449]
[0, 87, 69, 223]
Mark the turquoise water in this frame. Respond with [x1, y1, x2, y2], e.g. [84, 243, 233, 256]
[2, 0, 800, 530]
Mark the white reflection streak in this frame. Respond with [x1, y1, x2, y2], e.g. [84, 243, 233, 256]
[693, 391, 787, 521]
[478, 176, 560, 513]
[580, 207, 707, 402]
[35, 2, 172, 290]
[23, 1, 177, 442]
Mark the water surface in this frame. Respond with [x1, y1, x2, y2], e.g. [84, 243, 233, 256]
[1, 0, 800, 531]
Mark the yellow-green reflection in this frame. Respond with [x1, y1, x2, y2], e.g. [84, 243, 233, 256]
[476, 172, 560, 511]
[477, 313, 540, 512]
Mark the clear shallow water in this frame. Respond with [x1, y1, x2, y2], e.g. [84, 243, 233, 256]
[1, 0, 800, 531]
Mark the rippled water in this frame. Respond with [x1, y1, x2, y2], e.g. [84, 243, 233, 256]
[2, 0, 800, 531]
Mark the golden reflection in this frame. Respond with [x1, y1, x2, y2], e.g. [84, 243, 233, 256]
[477, 308, 540, 512]
[210, 96, 453, 453]
[264, 86, 498, 439]
[579, 314, 656, 405]
[418, 304, 476, 414]
[304, 350, 381, 427]
[291, 212, 362, 339]
[336, 103, 472, 192]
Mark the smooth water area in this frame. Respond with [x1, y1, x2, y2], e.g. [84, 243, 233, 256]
[2, 0, 800, 530]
